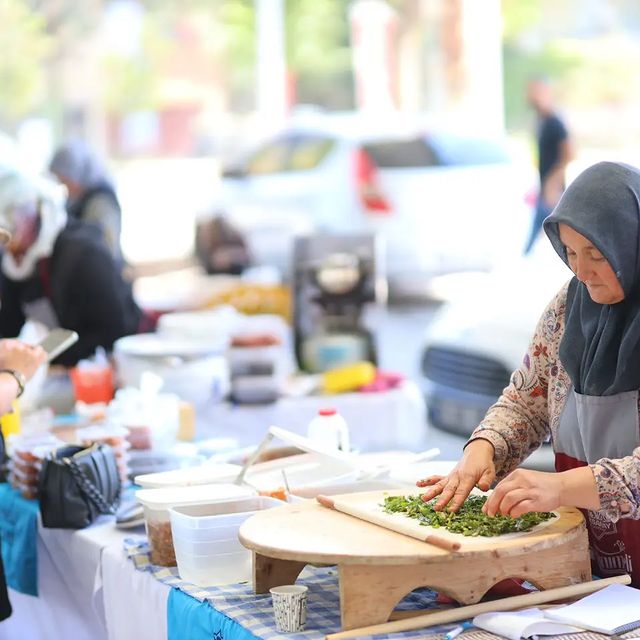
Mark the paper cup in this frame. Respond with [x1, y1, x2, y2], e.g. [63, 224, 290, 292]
[270, 585, 308, 632]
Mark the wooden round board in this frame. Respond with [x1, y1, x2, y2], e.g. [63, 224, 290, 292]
[238, 490, 586, 566]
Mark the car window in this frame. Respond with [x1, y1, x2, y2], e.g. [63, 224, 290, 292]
[246, 137, 294, 175]
[289, 135, 335, 171]
[362, 138, 439, 168]
[428, 134, 510, 166]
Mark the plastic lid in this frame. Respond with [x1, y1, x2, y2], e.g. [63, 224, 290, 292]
[134, 463, 242, 489]
[136, 483, 255, 510]
[76, 424, 130, 440]
[267, 426, 354, 464]
[318, 408, 337, 416]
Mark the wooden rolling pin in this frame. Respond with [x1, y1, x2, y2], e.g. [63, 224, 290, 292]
[316, 495, 461, 552]
[325, 574, 632, 640]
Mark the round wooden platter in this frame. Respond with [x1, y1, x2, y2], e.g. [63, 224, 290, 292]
[238, 490, 586, 566]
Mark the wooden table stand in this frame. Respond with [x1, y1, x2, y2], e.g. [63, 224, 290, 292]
[241, 495, 591, 631]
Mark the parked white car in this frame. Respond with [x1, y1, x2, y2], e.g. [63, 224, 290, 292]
[201, 114, 536, 293]
[420, 241, 570, 470]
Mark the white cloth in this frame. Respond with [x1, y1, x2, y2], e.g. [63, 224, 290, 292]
[101, 541, 168, 640]
[0, 516, 122, 640]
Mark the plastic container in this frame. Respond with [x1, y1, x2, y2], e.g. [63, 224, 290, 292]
[307, 408, 350, 452]
[136, 483, 256, 566]
[169, 496, 281, 586]
[0, 401, 21, 438]
[70, 364, 115, 404]
[113, 334, 229, 408]
[320, 361, 376, 394]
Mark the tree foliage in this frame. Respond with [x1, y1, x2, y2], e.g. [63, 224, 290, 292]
[0, 0, 51, 127]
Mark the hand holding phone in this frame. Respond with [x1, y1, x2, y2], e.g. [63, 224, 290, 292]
[38, 328, 79, 362]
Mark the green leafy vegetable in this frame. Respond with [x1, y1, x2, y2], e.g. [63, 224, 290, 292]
[382, 494, 555, 537]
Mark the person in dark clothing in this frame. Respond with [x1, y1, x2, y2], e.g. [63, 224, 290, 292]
[0, 171, 141, 367]
[49, 140, 122, 261]
[0, 219, 48, 622]
[195, 214, 251, 275]
[523, 77, 574, 255]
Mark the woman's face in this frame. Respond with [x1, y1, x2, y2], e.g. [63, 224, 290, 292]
[558, 223, 625, 304]
[4, 202, 40, 264]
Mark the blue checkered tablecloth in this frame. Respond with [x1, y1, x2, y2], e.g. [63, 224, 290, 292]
[123, 538, 452, 640]
[124, 540, 640, 640]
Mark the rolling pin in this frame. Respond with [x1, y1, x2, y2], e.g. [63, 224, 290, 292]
[316, 494, 461, 552]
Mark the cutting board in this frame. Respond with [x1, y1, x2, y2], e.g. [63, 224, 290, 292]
[318, 489, 560, 550]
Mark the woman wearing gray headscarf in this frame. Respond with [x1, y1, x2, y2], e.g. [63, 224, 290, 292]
[416, 162, 640, 586]
[49, 139, 122, 261]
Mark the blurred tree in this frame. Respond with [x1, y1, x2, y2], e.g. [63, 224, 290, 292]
[502, 0, 580, 131]
[0, 0, 51, 129]
[285, 0, 352, 109]
[143, 0, 353, 111]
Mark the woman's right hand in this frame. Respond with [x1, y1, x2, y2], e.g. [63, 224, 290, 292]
[415, 439, 496, 512]
[0, 339, 47, 380]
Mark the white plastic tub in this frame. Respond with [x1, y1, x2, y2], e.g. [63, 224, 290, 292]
[136, 483, 255, 566]
[170, 496, 282, 586]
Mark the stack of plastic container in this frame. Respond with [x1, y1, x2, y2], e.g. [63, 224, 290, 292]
[136, 484, 256, 566]
[76, 424, 131, 483]
[169, 496, 282, 586]
[8, 434, 64, 499]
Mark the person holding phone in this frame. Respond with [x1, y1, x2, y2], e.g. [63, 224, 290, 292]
[0, 224, 47, 622]
[0, 170, 142, 366]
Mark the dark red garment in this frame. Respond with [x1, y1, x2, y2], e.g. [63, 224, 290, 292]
[556, 451, 637, 585]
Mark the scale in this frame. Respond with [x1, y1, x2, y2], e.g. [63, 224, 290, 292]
[239, 491, 591, 631]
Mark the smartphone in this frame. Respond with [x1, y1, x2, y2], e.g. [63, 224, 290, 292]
[38, 328, 79, 362]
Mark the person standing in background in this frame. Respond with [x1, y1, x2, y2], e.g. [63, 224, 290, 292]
[49, 140, 123, 262]
[523, 76, 574, 255]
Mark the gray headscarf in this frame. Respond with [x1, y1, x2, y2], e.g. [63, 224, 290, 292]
[543, 161, 640, 396]
[49, 140, 109, 189]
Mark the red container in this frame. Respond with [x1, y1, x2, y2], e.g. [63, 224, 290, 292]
[69, 365, 115, 404]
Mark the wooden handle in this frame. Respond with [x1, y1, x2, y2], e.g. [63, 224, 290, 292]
[325, 574, 631, 640]
[316, 495, 336, 509]
[424, 534, 460, 552]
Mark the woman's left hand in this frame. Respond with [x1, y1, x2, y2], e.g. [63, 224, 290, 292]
[482, 469, 563, 518]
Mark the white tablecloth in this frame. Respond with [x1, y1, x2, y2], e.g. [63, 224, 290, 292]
[0, 516, 168, 640]
[197, 381, 426, 452]
[0, 516, 123, 640]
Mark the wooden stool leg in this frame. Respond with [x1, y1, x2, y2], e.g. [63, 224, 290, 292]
[339, 564, 423, 631]
[253, 552, 307, 594]
[337, 532, 591, 629]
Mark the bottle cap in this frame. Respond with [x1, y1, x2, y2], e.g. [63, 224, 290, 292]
[318, 408, 337, 416]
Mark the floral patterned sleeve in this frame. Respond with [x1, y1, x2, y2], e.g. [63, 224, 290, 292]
[466, 283, 569, 479]
[591, 451, 640, 521]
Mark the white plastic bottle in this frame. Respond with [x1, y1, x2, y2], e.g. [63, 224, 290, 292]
[307, 408, 350, 452]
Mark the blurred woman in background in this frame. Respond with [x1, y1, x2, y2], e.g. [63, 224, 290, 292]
[49, 140, 122, 261]
[0, 170, 141, 366]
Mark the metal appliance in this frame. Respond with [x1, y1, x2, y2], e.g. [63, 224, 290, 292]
[292, 234, 386, 373]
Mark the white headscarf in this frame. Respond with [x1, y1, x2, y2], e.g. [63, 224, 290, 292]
[0, 171, 67, 281]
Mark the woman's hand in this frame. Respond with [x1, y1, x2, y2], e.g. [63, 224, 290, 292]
[0, 339, 47, 380]
[483, 466, 600, 518]
[415, 439, 496, 512]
